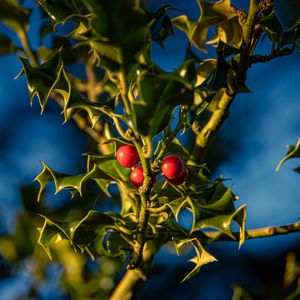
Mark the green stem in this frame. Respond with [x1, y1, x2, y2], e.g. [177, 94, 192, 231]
[243, 0, 259, 45]
[156, 122, 182, 161]
[18, 29, 38, 66]
[110, 269, 146, 300]
[144, 137, 153, 158]
[112, 115, 133, 141]
[119, 71, 131, 115]
[190, 88, 234, 163]
[205, 221, 300, 241]
[130, 140, 152, 268]
[147, 204, 168, 214]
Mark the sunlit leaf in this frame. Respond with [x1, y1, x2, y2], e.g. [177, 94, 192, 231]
[195, 204, 247, 247]
[165, 219, 216, 282]
[35, 161, 111, 202]
[166, 197, 199, 230]
[87, 153, 131, 183]
[173, 0, 243, 52]
[276, 138, 300, 172]
[181, 239, 217, 282]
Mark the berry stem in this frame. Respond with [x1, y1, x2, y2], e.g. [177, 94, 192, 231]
[130, 139, 153, 268]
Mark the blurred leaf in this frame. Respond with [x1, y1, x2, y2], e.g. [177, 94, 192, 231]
[276, 137, 300, 172]
[0, 34, 15, 56]
[0, 0, 29, 33]
[148, 5, 174, 47]
[196, 58, 217, 86]
[231, 285, 254, 300]
[102, 232, 132, 258]
[173, 0, 243, 52]
[172, 15, 198, 46]
[259, 10, 283, 45]
[132, 71, 193, 137]
[38, 210, 126, 259]
[279, 19, 300, 49]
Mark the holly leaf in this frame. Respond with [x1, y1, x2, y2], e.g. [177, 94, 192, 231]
[193, 187, 236, 215]
[83, 0, 148, 71]
[276, 138, 300, 172]
[173, 0, 243, 52]
[87, 153, 131, 183]
[154, 138, 190, 161]
[37, 210, 126, 259]
[0, 34, 15, 56]
[132, 71, 193, 137]
[38, 0, 88, 28]
[195, 204, 247, 248]
[181, 239, 217, 282]
[198, 47, 231, 91]
[279, 20, 300, 49]
[196, 58, 217, 86]
[0, 0, 29, 34]
[166, 196, 200, 232]
[35, 161, 112, 202]
[18, 51, 113, 126]
[148, 5, 174, 47]
[165, 219, 216, 282]
[259, 10, 283, 46]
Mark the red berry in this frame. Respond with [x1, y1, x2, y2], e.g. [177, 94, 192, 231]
[116, 145, 139, 168]
[161, 155, 184, 179]
[166, 166, 188, 186]
[130, 166, 144, 187]
[130, 166, 157, 187]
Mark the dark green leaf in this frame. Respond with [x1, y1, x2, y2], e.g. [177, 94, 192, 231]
[83, 0, 148, 71]
[87, 153, 131, 183]
[165, 219, 216, 282]
[0, 34, 15, 56]
[35, 161, 111, 202]
[0, 0, 29, 33]
[132, 71, 193, 137]
[38, 0, 88, 28]
[166, 197, 199, 232]
[259, 10, 283, 45]
[195, 204, 247, 248]
[148, 5, 174, 47]
[19, 51, 113, 126]
[38, 210, 125, 259]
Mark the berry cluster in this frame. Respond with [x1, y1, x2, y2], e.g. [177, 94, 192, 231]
[116, 145, 188, 187]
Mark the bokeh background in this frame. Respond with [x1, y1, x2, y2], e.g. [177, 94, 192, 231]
[0, 0, 299, 299]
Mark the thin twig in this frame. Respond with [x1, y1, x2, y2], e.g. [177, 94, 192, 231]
[205, 221, 300, 241]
